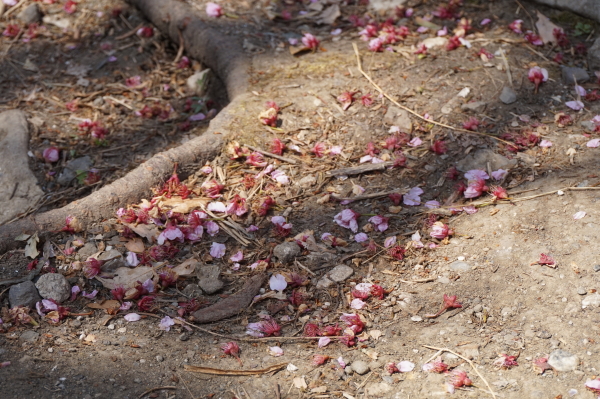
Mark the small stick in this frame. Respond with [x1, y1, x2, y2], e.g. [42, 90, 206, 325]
[116, 23, 143, 40]
[423, 350, 443, 364]
[138, 386, 176, 399]
[245, 144, 298, 165]
[295, 260, 316, 276]
[352, 43, 512, 145]
[176, 372, 197, 399]
[422, 345, 497, 399]
[498, 48, 512, 87]
[331, 190, 402, 202]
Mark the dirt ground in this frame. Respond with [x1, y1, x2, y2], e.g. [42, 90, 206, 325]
[2, 0, 600, 398]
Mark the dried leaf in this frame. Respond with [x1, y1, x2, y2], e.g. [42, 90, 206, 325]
[122, 222, 159, 242]
[158, 197, 209, 214]
[172, 259, 199, 276]
[25, 233, 39, 259]
[317, 4, 340, 25]
[86, 300, 121, 310]
[125, 238, 145, 253]
[535, 11, 562, 45]
[183, 363, 287, 375]
[95, 266, 154, 290]
[293, 376, 308, 389]
[14, 234, 31, 241]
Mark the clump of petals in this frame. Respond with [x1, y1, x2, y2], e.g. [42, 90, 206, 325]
[221, 341, 242, 364]
[430, 222, 453, 239]
[462, 117, 479, 131]
[312, 142, 326, 157]
[446, 369, 472, 393]
[423, 358, 449, 373]
[490, 186, 508, 200]
[333, 209, 360, 233]
[337, 91, 357, 111]
[206, 2, 222, 17]
[528, 66, 548, 93]
[430, 140, 447, 154]
[302, 33, 319, 50]
[246, 318, 281, 337]
[493, 353, 519, 369]
[312, 355, 330, 366]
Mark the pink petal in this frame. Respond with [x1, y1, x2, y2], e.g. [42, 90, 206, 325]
[566, 100, 584, 111]
[350, 298, 367, 309]
[269, 274, 288, 291]
[126, 251, 139, 267]
[491, 169, 508, 180]
[230, 250, 243, 262]
[207, 202, 227, 213]
[397, 361, 415, 372]
[573, 211, 586, 220]
[587, 139, 600, 148]
[318, 337, 331, 348]
[464, 169, 489, 180]
[124, 313, 141, 322]
[575, 85, 587, 97]
[159, 316, 175, 331]
[210, 242, 226, 258]
[384, 236, 397, 248]
[268, 346, 284, 356]
[407, 137, 422, 147]
[539, 139, 553, 148]
[355, 233, 368, 242]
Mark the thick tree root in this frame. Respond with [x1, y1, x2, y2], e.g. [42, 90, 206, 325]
[0, 0, 249, 254]
[191, 273, 266, 324]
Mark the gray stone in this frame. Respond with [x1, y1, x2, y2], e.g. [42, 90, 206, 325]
[456, 149, 517, 172]
[9, 281, 41, 308]
[305, 252, 337, 268]
[536, 330, 552, 339]
[182, 284, 203, 298]
[562, 67, 589, 85]
[35, 273, 71, 303]
[196, 264, 224, 295]
[500, 86, 517, 104]
[365, 382, 393, 396]
[296, 175, 317, 188]
[20, 330, 40, 342]
[273, 241, 301, 264]
[594, 264, 600, 272]
[437, 276, 450, 284]
[547, 350, 578, 372]
[591, 37, 600, 70]
[316, 276, 333, 289]
[449, 261, 473, 271]
[156, 355, 164, 362]
[351, 360, 370, 375]
[582, 293, 600, 307]
[461, 101, 487, 113]
[577, 287, 587, 295]
[328, 264, 354, 282]
[17, 4, 42, 24]
[57, 156, 93, 186]
[459, 343, 480, 359]
[581, 120, 596, 131]
[0, 110, 44, 224]
[383, 106, 412, 132]
[516, 152, 536, 165]
[77, 242, 97, 260]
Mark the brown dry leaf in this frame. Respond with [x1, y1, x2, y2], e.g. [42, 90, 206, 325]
[95, 266, 154, 290]
[86, 300, 121, 310]
[159, 197, 209, 214]
[172, 258, 199, 276]
[369, 330, 383, 340]
[183, 363, 287, 375]
[535, 11, 562, 45]
[362, 348, 378, 360]
[317, 4, 340, 25]
[122, 222, 159, 242]
[125, 238, 145, 253]
[289, 46, 312, 56]
[293, 376, 308, 389]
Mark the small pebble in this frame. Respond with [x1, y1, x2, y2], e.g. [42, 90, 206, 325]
[577, 287, 587, 295]
[594, 265, 600, 272]
[107, 324, 115, 330]
[156, 355, 164, 362]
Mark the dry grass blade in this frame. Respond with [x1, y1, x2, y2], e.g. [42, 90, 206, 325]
[422, 345, 497, 398]
[138, 386, 176, 399]
[183, 363, 287, 376]
[352, 43, 512, 145]
[245, 144, 299, 164]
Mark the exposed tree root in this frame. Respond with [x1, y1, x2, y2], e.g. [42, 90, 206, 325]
[0, 0, 250, 254]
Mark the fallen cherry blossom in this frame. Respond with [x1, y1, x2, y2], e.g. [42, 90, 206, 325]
[528, 66, 548, 93]
[268, 346, 284, 356]
[493, 353, 519, 369]
[430, 222, 453, 239]
[206, 2, 222, 17]
[124, 313, 141, 322]
[573, 211, 586, 220]
[210, 242, 226, 258]
[446, 369, 472, 393]
[246, 318, 281, 337]
[43, 147, 60, 162]
[350, 298, 367, 310]
[302, 33, 320, 50]
[221, 341, 242, 364]
[403, 187, 423, 206]
[318, 337, 331, 348]
[585, 378, 600, 396]
[587, 139, 600, 148]
[422, 357, 449, 373]
[566, 100, 584, 111]
[539, 139, 553, 147]
[159, 316, 175, 331]
[269, 274, 287, 291]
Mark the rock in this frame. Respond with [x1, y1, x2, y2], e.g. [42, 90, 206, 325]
[57, 156, 93, 186]
[536, 330, 552, 339]
[17, 4, 42, 24]
[547, 350, 578, 372]
[9, 281, 42, 308]
[581, 120, 596, 131]
[296, 175, 317, 188]
[98, 249, 125, 272]
[156, 355, 164, 362]
[461, 101, 487, 113]
[594, 264, 600, 272]
[383, 106, 412, 132]
[0, 110, 44, 225]
[456, 149, 517, 172]
[182, 284, 203, 297]
[516, 152, 536, 165]
[577, 287, 587, 295]
[459, 343, 480, 359]
[328, 264, 354, 282]
[196, 264, 224, 295]
[273, 242, 301, 264]
[421, 37, 448, 49]
[590, 37, 600, 70]
[562, 67, 589, 85]
[35, 273, 71, 303]
[305, 252, 337, 268]
[437, 276, 450, 284]
[351, 360, 370, 375]
[499, 86, 517, 104]
[186, 69, 212, 97]
[77, 242, 97, 260]
[365, 382, 393, 396]
[20, 330, 40, 342]
[316, 276, 333, 289]
[449, 261, 473, 271]
[369, 0, 406, 12]
[582, 293, 600, 307]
